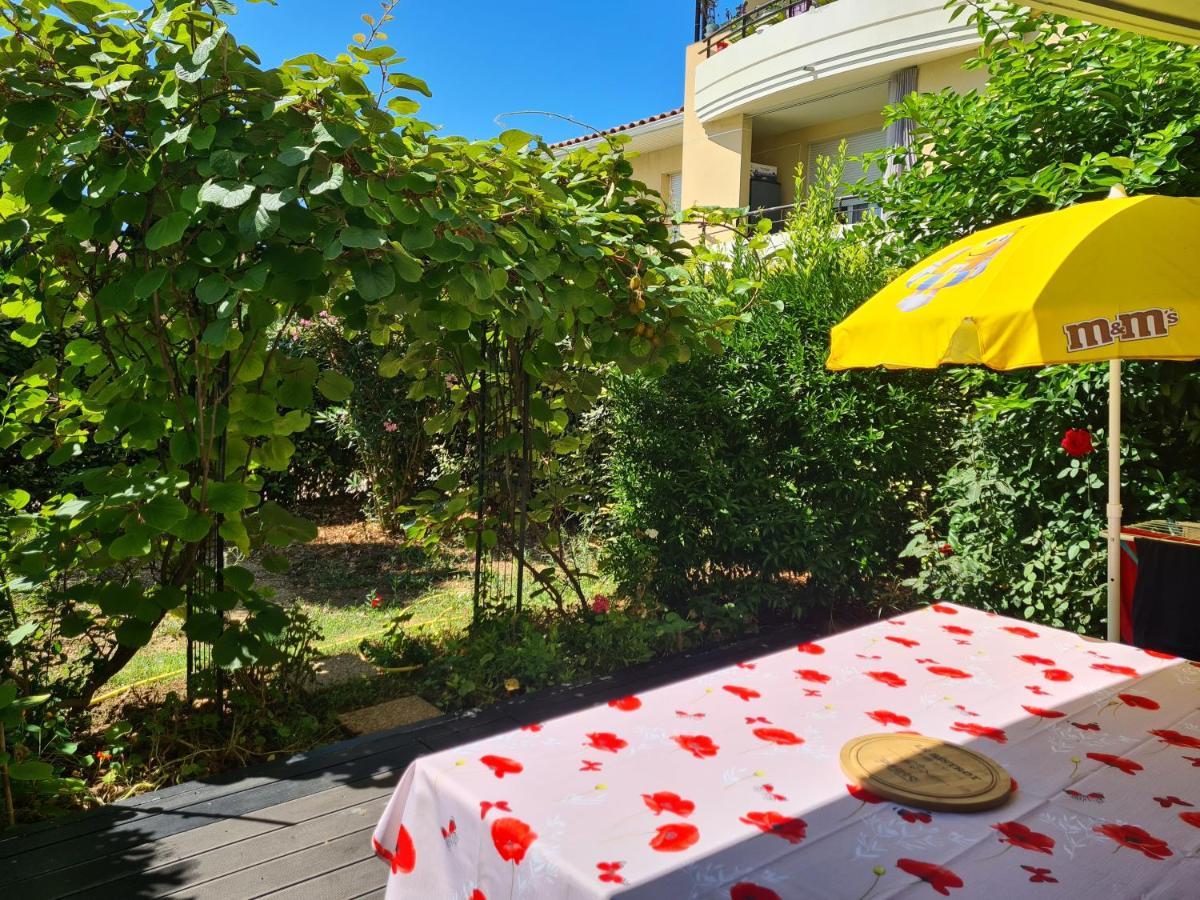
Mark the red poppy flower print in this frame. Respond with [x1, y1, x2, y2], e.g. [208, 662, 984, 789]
[1021, 866, 1058, 884]
[896, 858, 964, 896]
[993, 821, 1055, 854]
[1043, 668, 1074, 682]
[928, 665, 972, 679]
[899, 809, 933, 824]
[796, 642, 825, 655]
[1187, 757, 1200, 767]
[724, 685, 761, 701]
[942, 625, 973, 636]
[1087, 753, 1143, 775]
[675, 710, 705, 719]
[492, 817, 537, 864]
[867, 709, 912, 728]
[887, 636, 920, 648]
[847, 784, 886, 804]
[480, 800, 512, 818]
[649, 822, 700, 853]
[1092, 663, 1139, 678]
[373, 824, 416, 875]
[673, 734, 719, 759]
[469, 890, 486, 900]
[753, 727, 804, 746]
[951, 722, 1008, 743]
[584, 732, 628, 753]
[1180, 812, 1200, 828]
[931, 604, 958, 615]
[730, 884, 782, 900]
[1093, 823, 1172, 860]
[643, 791, 695, 817]
[1072, 722, 1100, 731]
[597, 861, 625, 885]
[1017, 654, 1056, 667]
[867, 670, 907, 688]
[1022, 706, 1066, 719]
[1142, 648, 1176, 659]
[520, 723, 542, 732]
[480, 755, 523, 779]
[1065, 789, 1105, 803]
[1026, 684, 1050, 696]
[794, 669, 830, 684]
[1149, 729, 1200, 750]
[737, 661, 757, 670]
[608, 695, 641, 712]
[1116, 693, 1160, 710]
[1002, 625, 1038, 639]
[739, 811, 808, 844]
[1153, 796, 1193, 808]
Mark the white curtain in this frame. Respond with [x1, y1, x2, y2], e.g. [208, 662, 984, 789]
[885, 66, 918, 178]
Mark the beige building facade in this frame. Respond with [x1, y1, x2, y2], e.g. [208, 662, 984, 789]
[553, 0, 990, 227]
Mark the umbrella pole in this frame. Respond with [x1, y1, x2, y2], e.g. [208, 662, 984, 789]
[1106, 359, 1123, 642]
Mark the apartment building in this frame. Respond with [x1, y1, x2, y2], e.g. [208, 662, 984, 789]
[551, 0, 1198, 227]
[553, 1, 988, 227]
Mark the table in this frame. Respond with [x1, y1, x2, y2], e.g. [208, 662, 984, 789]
[373, 604, 1200, 898]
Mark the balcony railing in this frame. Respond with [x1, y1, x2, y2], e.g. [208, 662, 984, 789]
[696, 0, 838, 57]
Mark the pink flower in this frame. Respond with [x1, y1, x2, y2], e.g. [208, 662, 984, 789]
[383, 421, 399, 433]
[591, 595, 611, 614]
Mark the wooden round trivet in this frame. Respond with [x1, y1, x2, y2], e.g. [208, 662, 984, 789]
[840, 733, 1012, 813]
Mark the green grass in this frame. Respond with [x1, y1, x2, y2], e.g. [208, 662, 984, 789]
[100, 583, 476, 693]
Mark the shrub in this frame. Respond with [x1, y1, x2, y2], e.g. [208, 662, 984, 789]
[605, 162, 959, 618]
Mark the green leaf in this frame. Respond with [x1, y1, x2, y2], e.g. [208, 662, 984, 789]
[309, 163, 344, 195]
[145, 212, 191, 250]
[7, 761, 54, 782]
[499, 129, 535, 152]
[340, 226, 387, 249]
[115, 620, 154, 648]
[134, 268, 169, 298]
[6, 100, 56, 128]
[316, 371, 354, 402]
[142, 494, 189, 530]
[169, 511, 213, 542]
[199, 181, 255, 209]
[207, 482, 250, 515]
[110, 527, 154, 560]
[351, 259, 395, 300]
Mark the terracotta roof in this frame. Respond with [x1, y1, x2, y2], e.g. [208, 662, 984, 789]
[548, 107, 684, 149]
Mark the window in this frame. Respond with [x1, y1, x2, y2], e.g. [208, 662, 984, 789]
[806, 129, 885, 223]
[667, 172, 683, 238]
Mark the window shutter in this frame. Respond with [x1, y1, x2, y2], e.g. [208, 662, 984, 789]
[807, 129, 887, 195]
[667, 172, 683, 212]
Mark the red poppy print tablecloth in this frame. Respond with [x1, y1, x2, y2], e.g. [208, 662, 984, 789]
[372, 603, 1200, 898]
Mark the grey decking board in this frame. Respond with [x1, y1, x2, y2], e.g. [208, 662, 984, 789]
[4, 739, 422, 888]
[256, 857, 385, 900]
[51, 780, 399, 900]
[170, 824, 376, 899]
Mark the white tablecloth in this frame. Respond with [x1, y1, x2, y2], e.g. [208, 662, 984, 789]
[373, 603, 1200, 898]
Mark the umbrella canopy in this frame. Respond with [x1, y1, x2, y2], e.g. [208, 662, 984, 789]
[828, 195, 1200, 371]
[826, 193, 1200, 642]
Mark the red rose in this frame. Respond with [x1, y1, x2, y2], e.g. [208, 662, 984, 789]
[1093, 823, 1172, 860]
[642, 790, 695, 817]
[993, 820, 1055, 854]
[739, 811, 808, 844]
[1061, 428, 1094, 457]
[897, 858, 964, 896]
[649, 822, 700, 852]
[492, 816, 537, 864]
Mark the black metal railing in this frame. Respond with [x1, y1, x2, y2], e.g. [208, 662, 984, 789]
[697, 0, 838, 57]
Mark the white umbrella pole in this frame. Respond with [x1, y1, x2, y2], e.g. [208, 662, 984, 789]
[1106, 358, 1123, 642]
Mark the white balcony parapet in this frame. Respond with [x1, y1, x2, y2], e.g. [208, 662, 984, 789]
[694, 0, 981, 123]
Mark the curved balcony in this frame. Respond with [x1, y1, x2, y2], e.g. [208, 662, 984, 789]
[693, 0, 981, 123]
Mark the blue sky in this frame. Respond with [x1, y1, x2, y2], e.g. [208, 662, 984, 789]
[229, 0, 694, 143]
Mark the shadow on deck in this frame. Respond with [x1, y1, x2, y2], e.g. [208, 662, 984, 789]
[1, 624, 813, 900]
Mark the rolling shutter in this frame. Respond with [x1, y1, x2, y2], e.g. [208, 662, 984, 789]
[806, 129, 887, 195]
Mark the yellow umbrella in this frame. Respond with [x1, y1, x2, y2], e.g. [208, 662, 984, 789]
[828, 189, 1200, 641]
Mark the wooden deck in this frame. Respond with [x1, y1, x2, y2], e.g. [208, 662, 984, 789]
[0, 625, 810, 900]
